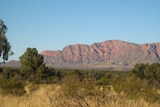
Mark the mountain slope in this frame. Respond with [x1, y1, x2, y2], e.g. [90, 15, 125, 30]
[41, 40, 160, 69]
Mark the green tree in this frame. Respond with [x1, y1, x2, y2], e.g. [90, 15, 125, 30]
[144, 64, 155, 80]
[19, 48, 47, 82]
[0, 19, 13, 63]
[154, 64, 160, 82]
[132, 63, 148, 79]
[144, 63, 160, 81]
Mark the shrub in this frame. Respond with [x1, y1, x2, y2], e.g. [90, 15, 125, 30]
[0, 79, 25, 96]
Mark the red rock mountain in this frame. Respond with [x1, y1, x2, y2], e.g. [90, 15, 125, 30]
[41, 40, 160, 70]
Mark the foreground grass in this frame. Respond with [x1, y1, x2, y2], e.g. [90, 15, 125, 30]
[0, 84, 159, 107]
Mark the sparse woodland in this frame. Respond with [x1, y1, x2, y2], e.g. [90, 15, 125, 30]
[0, 60, 160, 107]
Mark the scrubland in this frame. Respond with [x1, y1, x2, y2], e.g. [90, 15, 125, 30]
[0, 63, 160, 107]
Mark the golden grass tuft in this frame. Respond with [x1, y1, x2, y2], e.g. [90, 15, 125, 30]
[0, 84, 159, 107]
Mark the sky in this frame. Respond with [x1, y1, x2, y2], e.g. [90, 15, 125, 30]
[0, 0, 160, 61]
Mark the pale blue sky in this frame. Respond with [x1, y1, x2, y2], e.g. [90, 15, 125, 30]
[0, 0, 160, 61]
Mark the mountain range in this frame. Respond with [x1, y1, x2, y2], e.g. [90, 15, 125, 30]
[40, 40, 160, 70]
[1, 40, 160, 70]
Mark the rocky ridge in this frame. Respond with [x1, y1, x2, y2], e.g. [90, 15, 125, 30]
[41, 40, 160, 70]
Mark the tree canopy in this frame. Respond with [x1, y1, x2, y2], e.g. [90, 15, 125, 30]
[19, 48, 48, 82]
[132, 63, 160, 81]
[0, 19, 13, 63]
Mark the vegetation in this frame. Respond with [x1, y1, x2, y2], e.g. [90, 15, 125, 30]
[0, 47, 160, 106]
[0, 19, 13, 63]
[19, 48, 49, 83]
[0, 65, 159, 107]
[0, 68, 25, 96]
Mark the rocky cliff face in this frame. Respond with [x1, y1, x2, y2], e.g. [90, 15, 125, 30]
[41, 40, 160, 69]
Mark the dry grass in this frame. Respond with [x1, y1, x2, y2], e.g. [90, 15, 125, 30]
[0, 84, 159, 107]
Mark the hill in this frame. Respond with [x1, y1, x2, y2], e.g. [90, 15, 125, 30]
[41, 40, 160, 70]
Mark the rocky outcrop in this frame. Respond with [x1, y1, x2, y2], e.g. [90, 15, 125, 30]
[41, 40, 160, 69]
